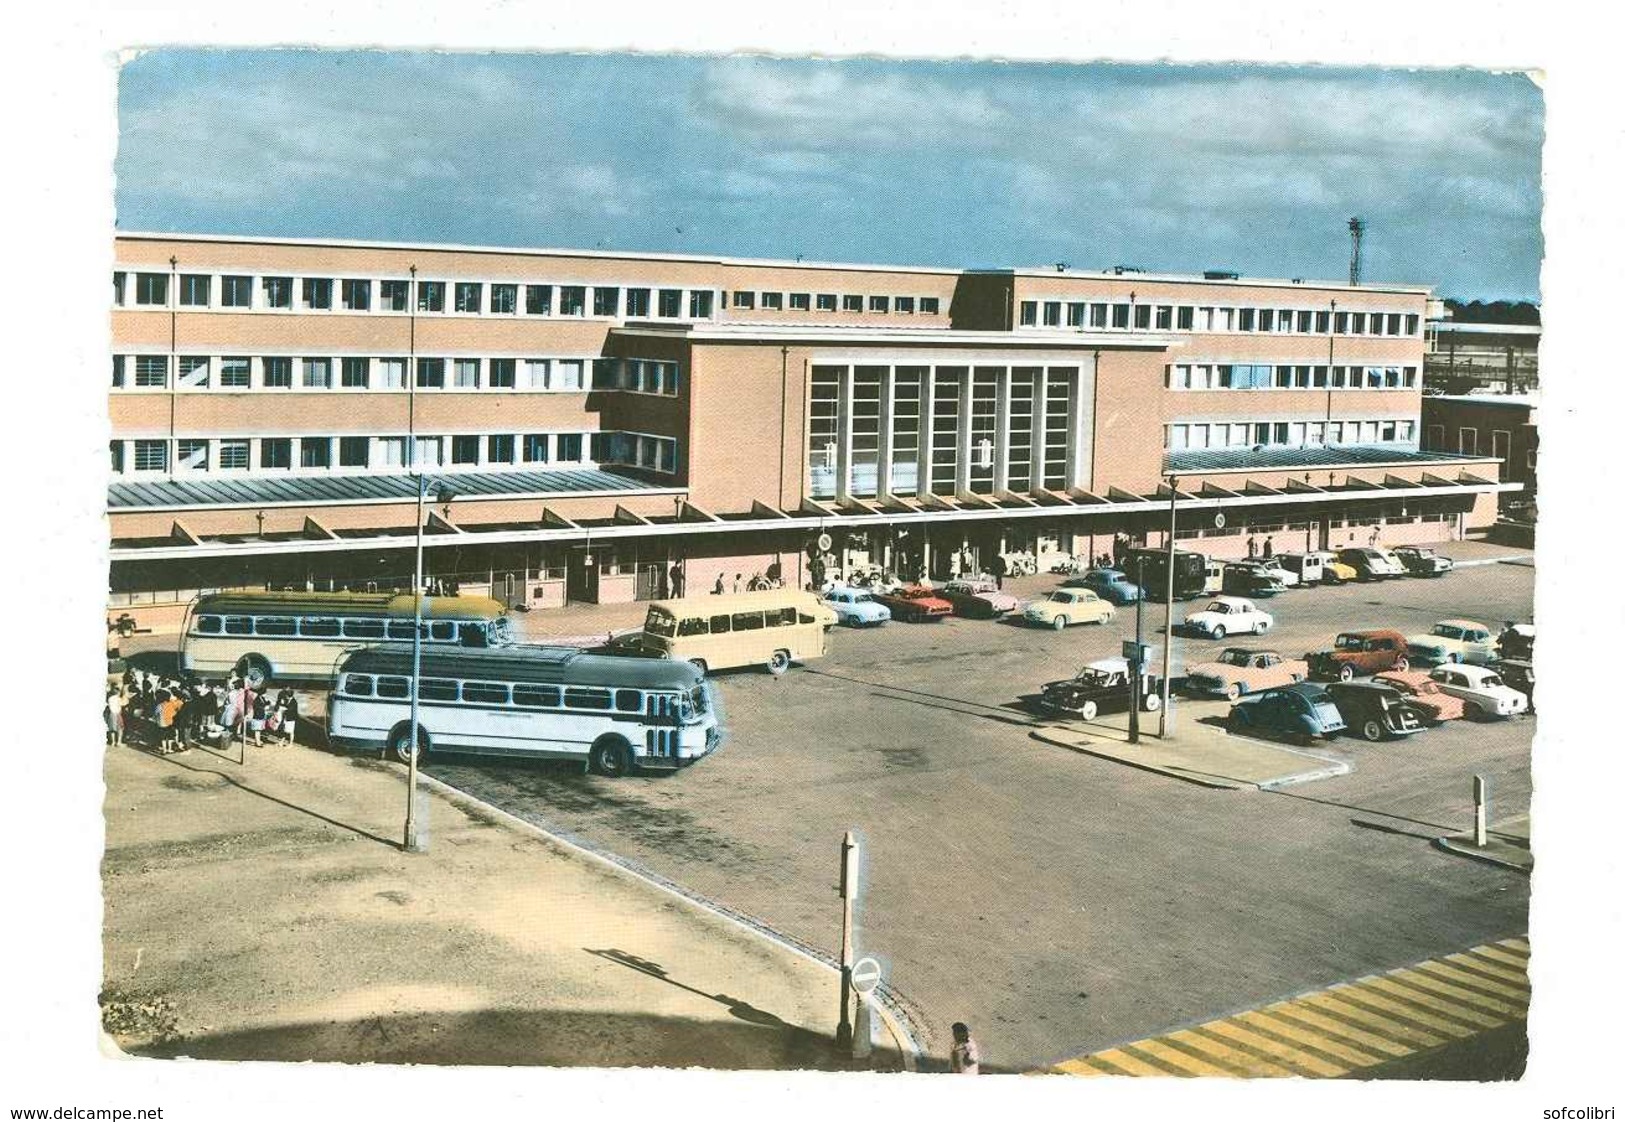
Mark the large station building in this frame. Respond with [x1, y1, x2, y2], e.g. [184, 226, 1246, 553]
[109, 233, 1516, 616]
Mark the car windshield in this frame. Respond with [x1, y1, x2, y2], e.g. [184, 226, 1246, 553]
[853, 594, 874, 604]
[1217, 649, 1250, 666]
[1334, 634, 1363, 650]
[1431, 624, 1468, 640]
[1075, 670, 1115, 687]
[1205, 601, 1230, 614]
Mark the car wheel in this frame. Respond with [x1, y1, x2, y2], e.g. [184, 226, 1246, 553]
[1255, 620, 1271, 634]
[590, 736, 634, 777]
[1210, 625, 1227, 640]
[1051, 616, 1068, 631]
[1225, 683, 1243, 702]
[1361, 719, 1385, 742]
[1393, 656, 1410, 672]
[767, 649, 791, 676]
[1079, 700, 1098, 721]
[1143, 692, 1161, 712]
[1338, 664, 1355, 682]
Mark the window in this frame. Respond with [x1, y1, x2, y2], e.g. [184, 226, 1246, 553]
[488, 358, 515, 389]
[176, 439, 208, 470]
[112, 356, 125, 388]
[625, 288, 649, 317]
[262, 277, 292, 309]
[1043, 301, 1061, 326]
[790, 292, 811, 311]
[1066, 302, 1085, 327]
[1405, 313, 1419, 336]
[869, 295, 890, 313]
[254, 617, 297, 638]
[416, 358, 444, 389]
[1112, 303, 1130, 329]
[1134, 303, 1151, 329]
[522, 358, 550, 389]
[134, 355, 168, 388]
[1425, 424, 1445, 449]
[554, 360, 583, 391]
[261, 357, 292, 389]
[302, 358, 332, 389]
[557, 433, 583, 462]
[377, 357, 406, 389]
[1257, 308, 1274, 332]
[451, 435, 480, 465]
[761, 292, 783, 311]
[525, 284, 552, 315]
[564, 686, 612, 711]
[1238, 307, 1256, 331]
[523, 434, 549, 463]
[491, 284, 517, 314]
[178, 356, 209, 388]
[374, 437, 407, 467]
[1018, 301, 1038, 326]
[338, 436, 369, 467]
[463, 682, 510, 705]
[179, 274, 211, 306]
[487, 435, 515, 464]
[1492, 430, 1512, 461]
[134, 273, 168, 306]
[416, 281, 445, 312]
[453, 358, 480, 388]
[732, 290, 756, 310]
[560, 286, 586, 316]
[1176, 306, 1194, 330]
[302, 278, 332, 310]
[658, 289, 682, 317]
[300, 618, 342, 638]
[689, 291, 714, 318]
[513, 684, 561, 708]
[817, 293, 838, 311]
[381, 280, 410, 311]
[258, 438, 291, 469]
[341, 279, 371, 311]
[1381, 421, 1397, 442]
[454, 282, 483, 313]
[113, 272, 125, 306]
[419, 679, 458, 702]
[375, 676, 410, 700]
[340, 357, 369, 388]
[843, 294, 863, 312]
[215, 440, 247, 470]
[300, 437, 331, 468]
[919, 296, 940, 315]
[1154, 305, 1172, 329]
[593, 287, 620, 316]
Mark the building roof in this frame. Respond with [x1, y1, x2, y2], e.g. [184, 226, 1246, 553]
[613, 322, 1176, 349]
[1164, 444, 1481, 475]
[108, 467, 672, 511]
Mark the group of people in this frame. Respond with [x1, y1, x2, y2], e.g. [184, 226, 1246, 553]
[105, 669, 301, 754]
[1245, 535, 1277, 560]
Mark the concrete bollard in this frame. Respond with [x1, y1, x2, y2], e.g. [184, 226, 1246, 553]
[1473, 774, 1488, 848]
[853, 991, 874, 1060]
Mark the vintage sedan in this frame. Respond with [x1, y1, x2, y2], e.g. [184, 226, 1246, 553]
[1495, 659, 1535, 714]
[1181, 596, 1273, 640]
[1404, 619, 1498, 666]
[1222, 562, 1287, 598]
[871, 585, 954, 623]
[1278, 551, 1356, 586]
[1326, 681, 1426, 741]
[1498, 622, 1535, 661]
[1023, 588, 1116, 630]
[1062, 568, 1143, 604]
[1226, 682, 1347, 742]
[1337, 547, 1406, 581]
[1428, 663, 1529, 719]
[1394, 546, 1456, 577]
[820, 586, 892, 627]
[939, 577, 1020, 619]
[1372, 670, 1468, 723]
[1183, 647, 1308, 701]
[1255, 557, 1302, 588]
[1306, 629, 1410, 682]
[1037, 657, 1164, 721]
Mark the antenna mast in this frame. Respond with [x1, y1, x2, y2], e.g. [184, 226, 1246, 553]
[1347, 217, 1366, 286]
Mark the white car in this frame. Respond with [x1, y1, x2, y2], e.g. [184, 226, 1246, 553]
[1404, 619, 1497, 666]
[1256, 558, 1301, 588]
[1428, 663, 1529, 719]
[820, 586, 892, 627]
[1182, 596, 1274, 640]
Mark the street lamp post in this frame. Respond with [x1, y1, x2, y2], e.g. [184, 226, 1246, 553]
[1128, 556, 1145, 745]
[1157, 476, 1179, 737]
[404, 471, 430, 853]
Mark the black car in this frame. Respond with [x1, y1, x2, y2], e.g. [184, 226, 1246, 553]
[1394, 546, 1455, 577]
[1498, 623, 1535, 661]
[1326, 681, 1425, 741]
[1222, 563, 1286, 598]
[1038, 658, 1164, 721]
[1496, 659, 1535, 713]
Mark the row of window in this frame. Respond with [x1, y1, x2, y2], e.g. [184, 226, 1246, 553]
[111, 354, 679, 396]
[1165, 417, 1418, 451]
[109, 430, 677, 476]
[115, 271, 718, 320]
[1423, 424, 1523, 463]
[1018, 299, 1420, 337]
[194, 614, 479, 643]
[1168, 364, 1419, 391]
[726, 290, 941, 315]
[341, 672, 653, 714]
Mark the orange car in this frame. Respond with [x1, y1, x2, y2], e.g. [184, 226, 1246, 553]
[1373, 670, 1467, 723]
[1183, 648, 1308, 701]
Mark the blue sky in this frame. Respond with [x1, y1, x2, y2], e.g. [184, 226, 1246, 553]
[116, 51, 1544, 299]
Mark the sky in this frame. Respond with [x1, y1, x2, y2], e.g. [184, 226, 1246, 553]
[115, 51, 1544, 300]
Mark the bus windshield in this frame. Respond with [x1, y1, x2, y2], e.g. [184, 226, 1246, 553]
[644, 608, 678, 639]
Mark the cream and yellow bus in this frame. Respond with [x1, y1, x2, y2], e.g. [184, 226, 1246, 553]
[639, 590, 835, 675]
[180, 590, 512, 689]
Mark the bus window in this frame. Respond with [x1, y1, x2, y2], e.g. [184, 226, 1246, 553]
[255, 616, 297, 637]
[564, 686, 613, 711]
[767, 607, 797, 627]
[614, 689, 642, 713]
[459, 622, 489, 648]
[344, 618, 386, 639]
[678, 616, 708, 637]
[419, 678, 458, 702]
[429, 621, 456, 642]
[300, 617, 341, 638]
[732, 611, 765, 631]
[512, 684, 562, 708]
[224, 616, 253, 635]
[344, 674, 374, 697]
[195, 615, 222, 635]
[377, 676, 410, 699]
[644, 608, 677, 638]
[709, 614, 732, 634]
[461, 681, 509, 705]
[387, 620, 421, 641]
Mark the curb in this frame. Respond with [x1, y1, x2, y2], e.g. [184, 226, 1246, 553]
[1451, 555, 1534, 569]
[415, 770, 923, 1072]
[1030, 728, 1350, 791]
[1434, 836, 1534, 873]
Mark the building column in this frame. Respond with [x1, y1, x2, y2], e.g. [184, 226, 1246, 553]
[877, 364, 896, 501]
[918, 366, 937, 497]
[1031, 367, 1049, 492]
[1065, 357, 1097, 490]
[835, 364, 854, 503]
[993, 366, 1012, 493]
[955, 366, 974, 496]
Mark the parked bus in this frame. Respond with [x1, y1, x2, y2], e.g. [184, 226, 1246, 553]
[639, 589, 835, 675]
[326, 644, 721, 776]
[1121, 548, 1210, 602]
[180, 590, 513, 689]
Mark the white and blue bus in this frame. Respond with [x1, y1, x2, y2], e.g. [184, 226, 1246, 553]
[326, 644, 721, 777]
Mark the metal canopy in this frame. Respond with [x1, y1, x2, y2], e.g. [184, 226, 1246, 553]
[1163, 444, 1484, 475]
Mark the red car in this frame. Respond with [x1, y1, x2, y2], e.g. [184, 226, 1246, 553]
[871, 585, 954, 622]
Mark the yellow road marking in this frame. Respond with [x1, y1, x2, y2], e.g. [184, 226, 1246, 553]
[1257, 1001, 1414, 1059]
[1085, 1048, 1173, 1076]
[1053, 1057, 1112, 1076]
[1305, 988, 1462, 1045]
[1198, 1019, 1348, 1077]
[1500, 937, 1530, 955]
[1233, 1008, 1391, 1069]
[1382, 968, 1523, 1022]
[1127, 1037, 1232, 1076]
[1471, 944, 1532, 972]
[1358, 975, 1505, 1030]
[1163, 1028, 1299, 1076]
[1413, 961, 1531, 1005]
[1443, 950, 1530, 987]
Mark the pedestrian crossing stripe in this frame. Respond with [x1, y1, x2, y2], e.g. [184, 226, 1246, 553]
[1049, 936, 1529, 1078]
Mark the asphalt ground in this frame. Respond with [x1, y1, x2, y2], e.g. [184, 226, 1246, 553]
[422, 560, 1535, 1074]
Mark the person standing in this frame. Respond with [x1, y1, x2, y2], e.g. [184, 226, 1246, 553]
[1246, 534, 1258, 559]
[275, 685, 300, 744]
[713, 573, 725, 596]
[104, 686, 123, 747]
[950, 1022, 981, 1074]
[1262, 536, 1275, 561]
[732, 573, 742, 594]
[669, 560, 684, 599]
[990, 551, 1007, 591]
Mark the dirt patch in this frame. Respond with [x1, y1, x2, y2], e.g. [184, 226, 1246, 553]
[102, 824, 347, 874]
[100, 987, 179, 1048]
[160, 772, 231, 792]
[879, 747, 930, 770]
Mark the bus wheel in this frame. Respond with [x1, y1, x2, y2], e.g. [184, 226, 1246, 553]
[389, 724, 428, 765]
[236, 654, 272, 690]
[590, 736, 633, 778]
[767, 649, 792, 676]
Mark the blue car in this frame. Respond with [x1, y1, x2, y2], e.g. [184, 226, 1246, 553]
[1225, 682, 1347, 743]
[820, 586, 892, 627]
[1064, 567, 1143, 605]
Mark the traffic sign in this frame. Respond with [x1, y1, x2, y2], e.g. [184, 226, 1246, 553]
[851, 956, 883, 994]
[1214, 511, 1227, 529]
[1122, 640, 1149, 664]
[816, 532, 833, 554]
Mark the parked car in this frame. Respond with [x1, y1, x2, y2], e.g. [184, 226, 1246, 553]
[871, 585, 954, 623]
[1326, 681, 1426, 741]
[1023, 588, 1116, 630]
[1226, 682, 1347, 742]
[1202, 558, 1226, 594]
[1494, 659, 1535, 714]
[590, 627, 664, 658]
[1222, 562, 1287, 598]
[820, 586, 892, 627]
[1394, 546, 1455, 577]
[1428, 663, 1529, 719]
[1277, 551, 1355, 586]
[1037, 657, 1164, 720]
[1063, 567, 1143, 604]
[1306, 629, 1410, 681]
[1498, 622, 1535, 661]
[1181, 596, 1274, 640]
[1404, 619, 1498, 666]
[1337, 547, 1406, 581]
[1372, 670, 1468, 724]
[939, 577, 1020, 619]
[1256, 557, 1302, 588]
[1183, 647, 1308, 701]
